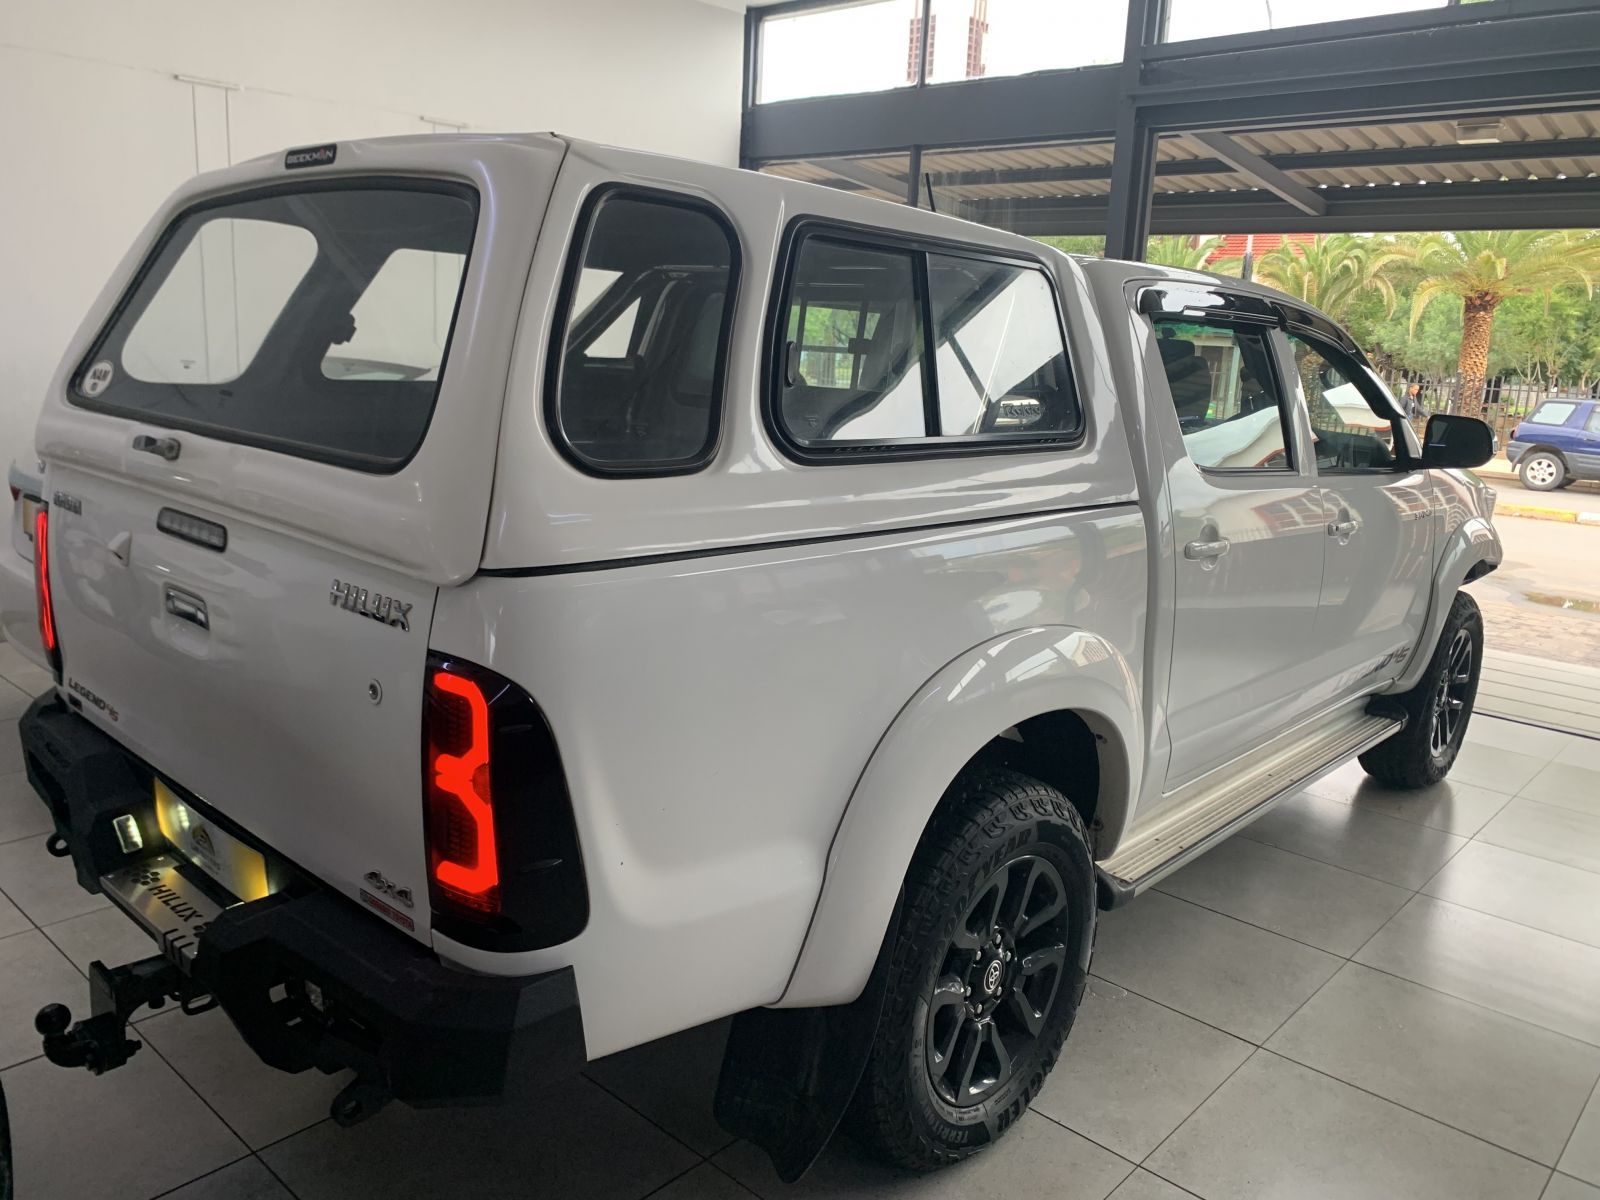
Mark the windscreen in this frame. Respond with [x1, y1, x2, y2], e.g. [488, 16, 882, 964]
[71, 181, 478, 471]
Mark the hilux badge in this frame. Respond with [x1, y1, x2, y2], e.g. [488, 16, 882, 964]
[330, 579, 411, 632]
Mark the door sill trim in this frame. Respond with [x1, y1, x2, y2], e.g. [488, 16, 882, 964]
[1096, 707, 1404, 907]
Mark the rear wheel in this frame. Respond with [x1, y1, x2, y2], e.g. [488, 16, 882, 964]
[1359, 592, 1483, 789]
[849, 768, 1095, 1170]
[1518, 451, 1566, 491]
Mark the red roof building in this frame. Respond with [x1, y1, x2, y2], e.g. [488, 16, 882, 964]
[1205, 232, 1316, 265]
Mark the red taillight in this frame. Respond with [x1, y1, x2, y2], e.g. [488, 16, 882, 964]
[34, 507, 62, 676]
[425, 668, 500, 914]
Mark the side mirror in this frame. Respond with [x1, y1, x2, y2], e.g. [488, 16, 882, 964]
[1419, 413, 1494, 469]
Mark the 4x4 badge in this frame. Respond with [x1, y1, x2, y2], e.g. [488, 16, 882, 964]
[330, 579, 411, 632]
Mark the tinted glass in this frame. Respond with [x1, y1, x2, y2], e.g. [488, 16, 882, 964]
[1587, 406, 1600, 434]
[75, 186, 477, 470]
[1289, 334, 1400, 471]
[928, 254, 1075, 437]
[1154, 320, 1292, 471]
[552, 194, 736, 472]
[779, 238, 928, 445]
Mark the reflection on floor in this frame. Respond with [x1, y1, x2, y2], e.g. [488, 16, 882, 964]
[2, 639, 1598, 1199]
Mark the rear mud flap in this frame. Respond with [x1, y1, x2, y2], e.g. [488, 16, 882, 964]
[713, 893, 902, 1183]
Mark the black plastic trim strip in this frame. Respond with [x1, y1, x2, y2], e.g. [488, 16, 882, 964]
[477, 498, 1139, 578]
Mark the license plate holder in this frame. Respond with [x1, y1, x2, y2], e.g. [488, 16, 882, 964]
[153, 779, 272, 903]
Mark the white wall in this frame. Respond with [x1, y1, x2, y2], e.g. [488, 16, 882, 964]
[0, 0, 745, 465]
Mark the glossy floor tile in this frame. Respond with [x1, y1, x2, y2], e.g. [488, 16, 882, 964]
[1145, 1051, 1550, 1200]
[1155, 833, 1410, 955]
[1107, 1171, 1200, 1200]
[713, 1112, 1135, 1199]
[1520, 760, 1600, 816]
[1448, 740, 1553, 794]
[0, 928, 91, 1069]
[1091, 891, 1342, 1043]
[1355, 894, 1600, 1045]
[1423, 840, 1600, 949]
[2, 1043, 245, 1200]
[1268, 962, 1600, 1165]
[261, 1075, 700, 1200]
[1033, 979, 1253, 1161]
[1238, 790, 1468, 889]
[1478, 799, 1600, 876]
[140, 1005, 350, 1149]
[0, 770, 52, 845]
[1305, 758, 1513, 836]
[1546, 1175, 1600, 1200]
[0, 832, 109, 926]
[1561, 1080, 1600, 1187]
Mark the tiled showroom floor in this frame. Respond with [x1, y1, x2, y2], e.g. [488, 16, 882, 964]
[2, 639, 1599, 1199]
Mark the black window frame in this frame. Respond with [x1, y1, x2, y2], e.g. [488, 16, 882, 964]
[545, 183, 742, 479]
[764, 217, 1085, 464]
[1147, 310, 1299, 478]
[68, 175, 481, 475]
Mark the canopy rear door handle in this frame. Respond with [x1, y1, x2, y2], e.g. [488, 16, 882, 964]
[132, 434, 181, 462]
[164, 586, 209, 630]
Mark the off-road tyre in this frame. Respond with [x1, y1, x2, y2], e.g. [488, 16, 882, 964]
[847, 767, 1095, 1171]
[1359, 591, 1484, 789]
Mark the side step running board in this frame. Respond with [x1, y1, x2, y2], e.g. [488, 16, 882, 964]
[1097, 710, 1403, 906]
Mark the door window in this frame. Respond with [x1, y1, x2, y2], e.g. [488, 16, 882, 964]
[1152, 319, 1293, 471]
[1288, 334, 1403, 472]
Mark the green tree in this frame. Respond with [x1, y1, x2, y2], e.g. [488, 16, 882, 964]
[1142, 235, 1224, 270]
[1033, 235, 1105, 257]
[1402, 230, 1600, 414]
[1229, 234, 1408, 326]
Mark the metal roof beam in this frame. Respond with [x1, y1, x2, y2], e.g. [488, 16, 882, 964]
[1188, 131, 1328, 216]
[924, 137, 1600, 190]
[813, 156, 910, 201]
[967, 177, 1600, 237]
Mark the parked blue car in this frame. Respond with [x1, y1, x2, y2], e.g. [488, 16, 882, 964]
[1507, 398, 1600, 490]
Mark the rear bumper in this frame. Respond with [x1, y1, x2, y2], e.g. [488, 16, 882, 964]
[18, 695, 587, 1108]
[1505, 440, 1529, 465]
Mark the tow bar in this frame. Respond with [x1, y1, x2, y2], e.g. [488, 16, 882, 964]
[34, 954, 214, 1075]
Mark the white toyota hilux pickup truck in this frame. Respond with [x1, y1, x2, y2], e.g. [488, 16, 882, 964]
[16, 132, 1500, 1179]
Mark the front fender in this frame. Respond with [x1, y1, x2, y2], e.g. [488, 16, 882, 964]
[778, 626, 1143, 1008]
[1392, 514, 1501, 693]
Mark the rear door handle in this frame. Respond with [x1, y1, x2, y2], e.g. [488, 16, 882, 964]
[164, 586, 209, 630]
[132, 434, 181, 462]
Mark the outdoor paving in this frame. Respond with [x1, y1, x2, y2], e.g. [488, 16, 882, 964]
[3, 644, 1599, 1199]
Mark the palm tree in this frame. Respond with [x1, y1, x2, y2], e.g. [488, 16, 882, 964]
[1142, 234, 1223, 270]
[1236, 234, 1408, 325]
[1404, 230, 1600, 416]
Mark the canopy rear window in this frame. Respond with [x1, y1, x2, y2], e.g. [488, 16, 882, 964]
[71, 180, 478, 472]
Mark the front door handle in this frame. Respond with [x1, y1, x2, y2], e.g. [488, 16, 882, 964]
[1327, 519, 1358, 539]
[1184, 538, 1231, 561]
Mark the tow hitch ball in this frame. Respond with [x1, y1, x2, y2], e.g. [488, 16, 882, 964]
[34, 954, 213, 1075]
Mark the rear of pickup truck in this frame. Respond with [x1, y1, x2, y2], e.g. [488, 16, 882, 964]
[19, 134, 588, 1117]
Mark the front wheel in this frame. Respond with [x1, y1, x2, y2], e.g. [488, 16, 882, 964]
[848, 768, 1095, 1170]
[1359, 592, 1484, 788]
[1518, 451, 1566, 491]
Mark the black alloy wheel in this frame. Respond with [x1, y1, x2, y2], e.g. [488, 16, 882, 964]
[925, 855, 1070, 1108]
